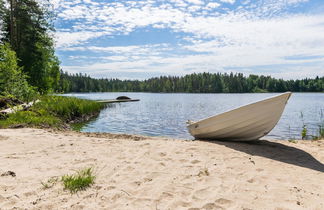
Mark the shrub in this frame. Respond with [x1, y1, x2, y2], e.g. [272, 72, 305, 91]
[0, 43, 37, 102]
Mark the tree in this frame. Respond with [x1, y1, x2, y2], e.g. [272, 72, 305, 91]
[1, 0, 60, 93]
[0, 43, 36, 101]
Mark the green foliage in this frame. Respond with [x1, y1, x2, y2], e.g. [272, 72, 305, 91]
[301, 125, 307, 140]
[1, 0, 60, 93]
[0, 110, 59, 128]
[288, 139, 297, 143]
[57, 71, 324, 93]
[0, 43, 37, 101]
[0, 96, 103, 128]
[319, 124, 324, 139]
[61, 168, 95, 193]
[312, 124, 324, 140]
[34, 96, 104, 121]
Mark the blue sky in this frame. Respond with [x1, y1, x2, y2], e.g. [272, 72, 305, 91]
[51, 0, 324, 79]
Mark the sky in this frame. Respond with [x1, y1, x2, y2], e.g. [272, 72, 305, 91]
[51, 0, 324, 80]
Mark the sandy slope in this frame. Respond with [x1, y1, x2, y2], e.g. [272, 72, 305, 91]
[0, 128, 323, 210]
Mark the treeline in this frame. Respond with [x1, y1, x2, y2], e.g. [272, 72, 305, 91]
[0, 0, 59, 101]
[57, 72, 324, 93]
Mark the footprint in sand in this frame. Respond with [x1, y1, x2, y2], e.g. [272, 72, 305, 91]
[159, 152, 167, 157]
[179, 159, 188, 163]
[201, 203, 224, 210]
[192, 187, 213, 200]
[0, 195, 6, 203]
[132, 181, 141, 187]
[0, 135, 9, 141]
[191, 160, 201, 164]
[111, 193, 123, 201]
[247, 178, 255, 183]
[186, 147, 198, 152]
[214, 198, 233, 207]
[169, 200, 191, 208]
[105, 186, 116, 190]
[159, 192, 174, 201]
[143, 177, 153, 182]
[23, 191, 37, 197]
[140, 143, 150, 147]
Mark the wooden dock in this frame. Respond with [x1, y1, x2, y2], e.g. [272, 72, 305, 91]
[96, 99, 140, 103]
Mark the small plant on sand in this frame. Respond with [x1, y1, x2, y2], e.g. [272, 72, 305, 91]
[318, 124, 324, 139]
[312, 124, 324, 140]
[41, 177, 59, 189]
[301, 125, 307, 140]
[61, 168, 95, 193]
[300, 112, 308, 140]
[288, 139, 297, 144]
[197, 167, 210, 177]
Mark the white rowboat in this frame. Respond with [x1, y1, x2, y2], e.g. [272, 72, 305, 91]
[187, 92, 292, 141]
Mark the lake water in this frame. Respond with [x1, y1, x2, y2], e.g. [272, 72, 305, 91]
[62, 92, 324, 140]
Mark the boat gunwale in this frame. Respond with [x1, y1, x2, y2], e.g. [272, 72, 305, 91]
[187, 92, 292, 127]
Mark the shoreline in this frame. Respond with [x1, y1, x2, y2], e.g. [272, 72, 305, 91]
[0, 128, 323, 209]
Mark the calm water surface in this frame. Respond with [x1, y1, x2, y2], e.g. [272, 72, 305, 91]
[62, 92, 324, 140]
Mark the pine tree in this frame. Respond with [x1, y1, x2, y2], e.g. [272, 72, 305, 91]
[1, 0, 60, 93]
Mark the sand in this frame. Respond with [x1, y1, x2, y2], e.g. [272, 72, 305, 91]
[0, 128, 323, 210]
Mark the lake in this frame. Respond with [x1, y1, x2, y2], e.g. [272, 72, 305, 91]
[62, 92, 324, 140]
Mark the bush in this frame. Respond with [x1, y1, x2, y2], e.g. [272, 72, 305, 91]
[0, 43, 37, 101]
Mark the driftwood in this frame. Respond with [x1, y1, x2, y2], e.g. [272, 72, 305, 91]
[0, 100, 40, 115]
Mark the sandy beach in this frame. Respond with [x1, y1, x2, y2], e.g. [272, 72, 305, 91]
[0, 128, 323, 209]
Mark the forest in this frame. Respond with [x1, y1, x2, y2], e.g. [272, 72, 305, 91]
[57, 71, 324, 93]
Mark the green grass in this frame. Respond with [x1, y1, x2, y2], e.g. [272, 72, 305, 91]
[301, 125, 307, 140]
[312, 124, 324, 140]
[318, 124, 324, 139]
[35, 96, 103, 121]
[61, 168, 95, 193]
[0, 95, 103, 129]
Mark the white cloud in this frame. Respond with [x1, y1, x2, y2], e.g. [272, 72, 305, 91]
[55, 31, 110, 48]
[52, 0, 324, 79]
[185, 0, 204, 5]
[220, 0, 236, 4]
[206, 2, 221, 9]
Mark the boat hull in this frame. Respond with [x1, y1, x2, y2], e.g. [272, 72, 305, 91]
[187, 92, 292, 141]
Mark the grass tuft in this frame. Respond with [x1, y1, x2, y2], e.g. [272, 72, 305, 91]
[318, 124, 324, 140]
[61, 168, 95, 193]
